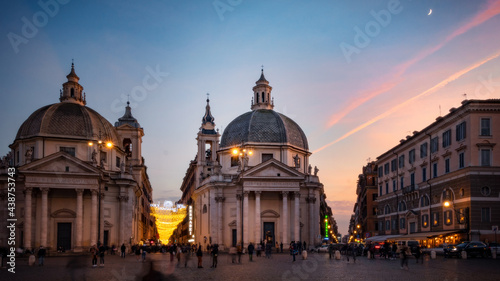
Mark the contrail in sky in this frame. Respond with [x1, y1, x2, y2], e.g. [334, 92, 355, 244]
[314, 50, 500, 154]
[326, 0, 500, 129]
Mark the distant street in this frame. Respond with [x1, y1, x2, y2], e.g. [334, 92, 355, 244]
[1, 251, 500, 281]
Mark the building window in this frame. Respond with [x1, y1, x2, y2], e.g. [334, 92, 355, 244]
[400, 218, 406, 229]
[409, 149, 415, 164]
[456, 121, 466, 141]
[379, 185, 383, 196]
[378, 167, 383, 178]
[480, 149, 491, 166]
[399, 155, 405, 168]
[372, 194, 378, 201]
[384, 163, 389, 175]
[379, 221, 383, 231]
[373, 207, 377, 215]
[420, 143, 428, 158]
[385, 220, 390, 231]
[422, 214, 429, 228]
[385, 182, 389, 194]
[481, 207, 491, 222]
[445, 158, 450, 173]
[481, 186, 491, 196]
[375, 221, 379, 231]
[432, 212, 439, 226]
[410, 172, 415, 186]
[400, 176, 404, 189]
[480, 118, 491, 136]
[203, 204, 208, 214]
[459, 188, 465, 197]
[385, 205, 391, 214]
[60, 147, 76, 157]
[422, 167, 427, 182]
[116, 156, 121, 168]
[458, 208, 465, 224]
[431, 137, 439, 153]
[231, 155, 239, 167]
[391, 159, 397, 172]
[444, 210, 453, 225]
[398, 201, 407, 212]
[392, 219, 397, 230]
[432, 162, 438, 178]
[392, 180, 396, 192]
[420, 195, 430, 207]
[459, 152, 465, 169]
[442, 130, 452, 148]
[262, 153, 273, 163]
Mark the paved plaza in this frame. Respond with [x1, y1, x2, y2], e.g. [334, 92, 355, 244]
[1, 251, 500, 281]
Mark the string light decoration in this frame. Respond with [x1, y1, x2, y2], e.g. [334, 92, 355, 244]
[150, 204, 187, 241]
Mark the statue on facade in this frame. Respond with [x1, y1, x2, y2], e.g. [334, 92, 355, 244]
[308, 164, 312, 175]
[293, 154, 300, 168]
[25, 147, 33, 163]
[120, 160, 125, 174]
[314, 166, 319, 176]
[91, 149, 97, 165]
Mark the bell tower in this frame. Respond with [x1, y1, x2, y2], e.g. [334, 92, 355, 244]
[251, 68, 273, 110]
[115, 101, 144, 167]
[196, 95, 220, 182]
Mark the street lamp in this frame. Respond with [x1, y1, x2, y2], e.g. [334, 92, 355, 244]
[88, 130, 114, 246]
[443, 199, 470, 241]
[232, 146, 253, 248]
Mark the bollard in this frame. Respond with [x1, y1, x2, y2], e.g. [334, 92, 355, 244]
[461, 251, 467, 259]
[302, 250, 307, 260]
[367, 251, 371, 259]
[430, 250, 436, 259]
[491, 249, 497, 259]
[335, 250, 341, 260]
[28, 254, 36, 266]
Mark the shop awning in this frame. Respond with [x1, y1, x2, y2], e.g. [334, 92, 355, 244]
[392, 230, 463, 241]
[365, 235, 402, 242]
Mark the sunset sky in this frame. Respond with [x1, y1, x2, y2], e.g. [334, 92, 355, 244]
[1, 0, 500, 236]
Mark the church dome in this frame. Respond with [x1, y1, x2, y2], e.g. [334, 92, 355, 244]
[15, 102, 121, 146]
[220, 109, 309, 150]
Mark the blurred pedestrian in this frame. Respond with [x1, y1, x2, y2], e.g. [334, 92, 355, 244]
[248, 243, 254, 261]
[98, 243, 105, 267]
[37, 246, 46, 266]
[237, 243, 243, 263]
[141, 246, 147, 262]
[90, 245, 98, 267]
[196, 244, 203, 268]
[400, 245, 410, 270]
[120, 243, 126, 258]
[211, 244, 219, 268]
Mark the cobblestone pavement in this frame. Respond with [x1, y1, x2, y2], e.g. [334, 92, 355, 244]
[1, 252, 500, 281]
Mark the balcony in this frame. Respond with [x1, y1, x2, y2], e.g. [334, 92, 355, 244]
[402, 184, 416, 194]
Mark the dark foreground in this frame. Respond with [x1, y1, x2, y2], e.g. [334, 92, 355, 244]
[1, 251, 499, 281]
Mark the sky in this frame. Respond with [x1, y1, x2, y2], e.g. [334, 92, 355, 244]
[1, 0, 500, 236]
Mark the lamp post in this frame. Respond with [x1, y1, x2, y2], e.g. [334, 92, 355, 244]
[232, 146, 253, 249]
[443, 199, 470, 242]
[88, 130, 113, 246]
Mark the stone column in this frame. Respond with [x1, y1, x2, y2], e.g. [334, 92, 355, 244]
[75, 189, 83, 251]
[24, 187, 33, 249]
[91, 190, 98, 246]
[99, 193, 105, 245]
[118, 195, 129, 245]
[282, 191, 288, 246]
[255, 191, 261, 243]
[40, 188, 49, 248]
[243, 191, 249, 246]
[294, 192, 300, 243]
[236, 194, 241, 245]
[215, 196, 225, 245]
[308, 196, 316, 248]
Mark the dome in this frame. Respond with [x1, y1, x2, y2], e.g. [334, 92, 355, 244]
[220, 109, 308, 150]
[15, 102, 121, 146]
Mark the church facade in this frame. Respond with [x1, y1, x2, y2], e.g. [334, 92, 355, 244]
[0, 64, 155, 252]
[180, 71, 325, 250]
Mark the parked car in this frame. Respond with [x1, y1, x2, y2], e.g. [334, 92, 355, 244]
[314, 244, 329, 252]
[488, 242, 500, 255]
[444, 241, 489, 258]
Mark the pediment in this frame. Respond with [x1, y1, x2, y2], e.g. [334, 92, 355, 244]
[51, 208, 76, 218]
[242, 158, 304, 179]
[20, 151, 100, 174]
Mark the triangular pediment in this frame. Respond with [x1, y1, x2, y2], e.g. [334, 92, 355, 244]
[20, 151, 100, 174]
[242, 158, 304, 179]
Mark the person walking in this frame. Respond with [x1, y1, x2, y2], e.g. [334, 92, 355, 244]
[237, 243, 243, 263]
[276, 242, 279, 253]
[98, 244, 106, 267]
[184, 244, 191, 268]
[141, 245, 147, 262]
[328, 243, 334, 259]
[400, 245, 410, 270]
[196, 244, 203, 268]
[120, 243, 126, 258]
[248, 243, 254, 262]
[414, 244, 423, 264]
[91, 245, 98, 267]
[280, 242, 283, 253]
[210, 244, 219, 268]
[37, 246, 46, 266]
[290, 241, 297, 262]
[135, 245, 141, 261]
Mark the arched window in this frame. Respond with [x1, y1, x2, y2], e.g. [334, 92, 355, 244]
[203, 204, 208, 214]
[398, 201, 407, 212]
[256, 93, 259, 103]
[70, 88, 74, 97]
[262, 92, 265, 102]
[420, 195, 430, 207]
[123, 138, 132, 157]
[384, 205, 391, 214]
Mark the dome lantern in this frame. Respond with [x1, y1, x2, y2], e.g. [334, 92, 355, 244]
[59, 62, 86, 105]
[251, 68, 273, 111]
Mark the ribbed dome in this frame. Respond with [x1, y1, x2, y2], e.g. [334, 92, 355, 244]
[15, 102, 120, 146]
[220, 109, 308, 150]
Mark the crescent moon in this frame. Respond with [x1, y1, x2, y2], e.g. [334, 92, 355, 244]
[428, 9, 432, 16]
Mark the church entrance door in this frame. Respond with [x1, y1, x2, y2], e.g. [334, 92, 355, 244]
[57, 223, 71, 251]
[263, 222, 275, 246]
[232, 229, 237, 247]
